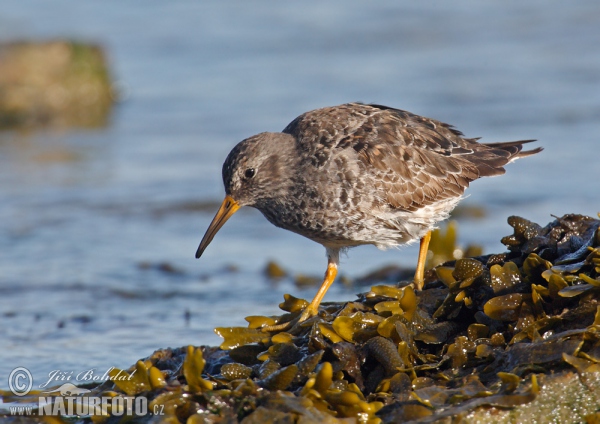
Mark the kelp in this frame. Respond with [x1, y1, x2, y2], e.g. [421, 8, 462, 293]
[23, 214, 599, 423]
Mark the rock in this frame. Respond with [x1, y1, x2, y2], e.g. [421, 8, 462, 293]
[0, 40, 114, 129]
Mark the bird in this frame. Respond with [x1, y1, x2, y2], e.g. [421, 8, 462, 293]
[195, 102, 541, 331]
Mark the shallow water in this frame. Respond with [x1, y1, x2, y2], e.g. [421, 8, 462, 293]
[0, 1, 599, 391]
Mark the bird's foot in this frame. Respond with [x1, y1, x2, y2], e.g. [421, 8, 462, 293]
[261, 305, 319, 333]
[297, 304, 319, 323]
[413, 278, 424, 291]
[261, 318, 296, 333]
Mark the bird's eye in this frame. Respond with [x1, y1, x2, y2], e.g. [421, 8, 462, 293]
[244, 168, 256, 179]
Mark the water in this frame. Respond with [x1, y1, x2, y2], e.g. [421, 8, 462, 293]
[1, 1, 599, 390]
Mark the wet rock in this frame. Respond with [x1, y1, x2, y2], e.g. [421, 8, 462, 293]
[0, 40, 114, 129]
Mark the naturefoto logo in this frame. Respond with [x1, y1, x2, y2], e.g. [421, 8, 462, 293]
[37, 390, 148, 417]
[6, 367, 161, 417]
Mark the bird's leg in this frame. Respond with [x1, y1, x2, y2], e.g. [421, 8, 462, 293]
[413, 230, 431, 290]
[297, 251, 338, 323]
[262, 249, 339, 333]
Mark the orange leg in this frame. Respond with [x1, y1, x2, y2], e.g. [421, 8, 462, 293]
[262, 250, 339, 332]
[297, 255, 338, 323]
[414, 231, 431, 290]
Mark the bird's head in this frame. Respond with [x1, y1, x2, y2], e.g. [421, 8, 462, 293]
[195, 132, 296, 258]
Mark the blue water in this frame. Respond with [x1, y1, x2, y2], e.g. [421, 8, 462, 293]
[1, 1, 599, 391]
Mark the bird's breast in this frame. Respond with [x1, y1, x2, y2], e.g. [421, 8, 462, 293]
[254, 182, 393, 249]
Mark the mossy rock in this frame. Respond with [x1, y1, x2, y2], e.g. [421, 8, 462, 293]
[0, 40, 114, 129]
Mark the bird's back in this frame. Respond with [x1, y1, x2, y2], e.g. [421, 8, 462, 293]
[278, 103, 541, 248]
[283, 103, 541, 211]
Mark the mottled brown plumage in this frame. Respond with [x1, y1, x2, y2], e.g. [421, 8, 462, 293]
[196, 103, 542, 331]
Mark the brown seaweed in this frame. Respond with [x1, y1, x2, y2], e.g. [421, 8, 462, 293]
[45, 214, 600, 423]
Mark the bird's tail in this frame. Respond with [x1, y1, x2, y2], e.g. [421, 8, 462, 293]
[468, 139, 542, 177]
[483, 139, 543, 162]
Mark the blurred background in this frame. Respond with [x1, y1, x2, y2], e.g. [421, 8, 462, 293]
[1, 1, 599, 388]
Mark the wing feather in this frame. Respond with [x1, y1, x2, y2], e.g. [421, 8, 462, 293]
[283, 102, 540, 212]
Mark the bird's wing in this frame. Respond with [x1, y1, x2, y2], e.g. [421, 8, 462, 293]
[284, 103, 488, 212]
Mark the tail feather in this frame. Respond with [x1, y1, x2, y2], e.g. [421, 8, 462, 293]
[483, 139, 543, 160]
[469, 139, 542, 177]
[514, 146, 543, 159]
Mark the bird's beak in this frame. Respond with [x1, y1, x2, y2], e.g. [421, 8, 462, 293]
[195, 195, 240, 258]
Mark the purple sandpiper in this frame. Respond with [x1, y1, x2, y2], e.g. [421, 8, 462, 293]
[196, 103, 542, 330]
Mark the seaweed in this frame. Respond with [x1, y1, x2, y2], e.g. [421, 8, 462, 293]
[15, 214, 600, 423]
